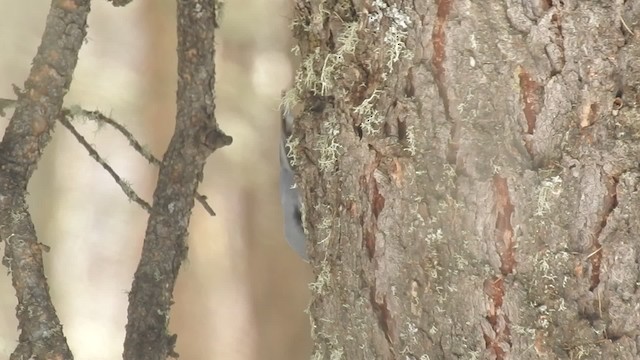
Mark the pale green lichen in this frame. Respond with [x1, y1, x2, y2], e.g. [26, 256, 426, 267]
[329, 346, 344, 360]
[354, 90, 384, 134]
[535, 175, 562, 216]
[384, 25, 412, 73]
[405, 125, 417, 155]
[296, 48, 322, 94]
[318, 215, 338, 244]
[291, 21, 359, 97]
[310, 349, 323, 360]
[368, 0, 414, 73]
[280, 88, 300, 117]
[337, 22, 359, 54]
[310, 0, 330, 34]
[290, 44, 301, 56]
[309, 259, 331, 294]
[299, 201, 309, 238]
[425, 227, 443, 245]
[319, 21, 360, 95]
[315, 114, 343, 172]
[284, 134, 300, 167]
[319, 53, 342, 95]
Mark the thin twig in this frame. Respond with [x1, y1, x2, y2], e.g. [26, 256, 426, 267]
[586, 247, 602, 259]
[79, 109, 161, 165]
[59, 112, 152, 212]
[620, 15, 635, 36]
[74, 108, 216, 216]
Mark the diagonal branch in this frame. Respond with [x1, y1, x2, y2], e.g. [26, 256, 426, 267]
[58, 113, 153, 212]
[122, 1, 232, 359]
[0, 1, 90, 359]
[72, 108, 217, 215]
[76, 108, 162, 166]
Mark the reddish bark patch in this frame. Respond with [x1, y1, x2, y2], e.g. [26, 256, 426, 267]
[360, 155, 383, 259]
[589, 175, 618, 290]
[389, 158, 404, 187]
[518, 68, 540, 158]
[431, 0, 458, 164]
[372, 179, 385, 219]
[363, 227, 376, 259]
[59, 0, 79, 11]
[483, 277, 511, 359]
[484, 277, 505, 311]
[433, 0, 452, 69]
[534, 330, 548, 355]
[405, 67, 415, 97]
[493, 175, 516, 275]
[359, 173, 376, 258]
[370, 287, 395, 345]
[518, 69, 539, 135]
[481, 176, 517, 359]
[547, 12, 566, 74]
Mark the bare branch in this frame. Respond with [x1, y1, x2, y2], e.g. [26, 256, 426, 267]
[70, 108, 217, 215]
[78, 108, 161, 166]
[122, 1, 231, 359]
[59, 112, 153, 212]
[0, 1, 90, 359]
[194, 192, 216, 216]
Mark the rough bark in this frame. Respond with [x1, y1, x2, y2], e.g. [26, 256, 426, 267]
[291, 0, 640, 359]
[0, 1, 90, 359]
[122, 1, 231, 359]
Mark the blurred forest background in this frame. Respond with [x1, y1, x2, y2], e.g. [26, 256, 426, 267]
[0, 1, 312, 359]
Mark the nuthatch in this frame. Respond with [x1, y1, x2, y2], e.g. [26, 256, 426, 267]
[279, 108, 308, 260]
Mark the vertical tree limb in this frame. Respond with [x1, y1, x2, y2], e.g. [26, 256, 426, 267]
[122, 0, 231, 359]
[0, 1, 90, 359]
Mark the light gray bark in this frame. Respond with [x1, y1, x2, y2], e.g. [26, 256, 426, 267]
[290, 0, 640, 359]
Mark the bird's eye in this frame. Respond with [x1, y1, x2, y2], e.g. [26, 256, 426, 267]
[293, 206, 302, 225]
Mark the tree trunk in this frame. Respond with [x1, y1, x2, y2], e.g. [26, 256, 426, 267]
[290, 1, 640, 359]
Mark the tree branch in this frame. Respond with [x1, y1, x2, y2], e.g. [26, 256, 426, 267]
[72, 108, 217, 215]
[122, 1, 231, 359]
[58, 113, 153, 212]
[0, 1, 90, 359]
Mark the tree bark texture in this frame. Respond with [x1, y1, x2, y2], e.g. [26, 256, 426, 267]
[123, 1, 231, 359]
[0, 1, 89, 359]
[291, 0, 640, 359]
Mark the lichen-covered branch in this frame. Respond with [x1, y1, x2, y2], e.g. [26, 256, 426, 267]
[122, 0, 231, 359]
[65, 107, 216, 215]
[0, 1, 90, 359]
[58, 113, 153, 212]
